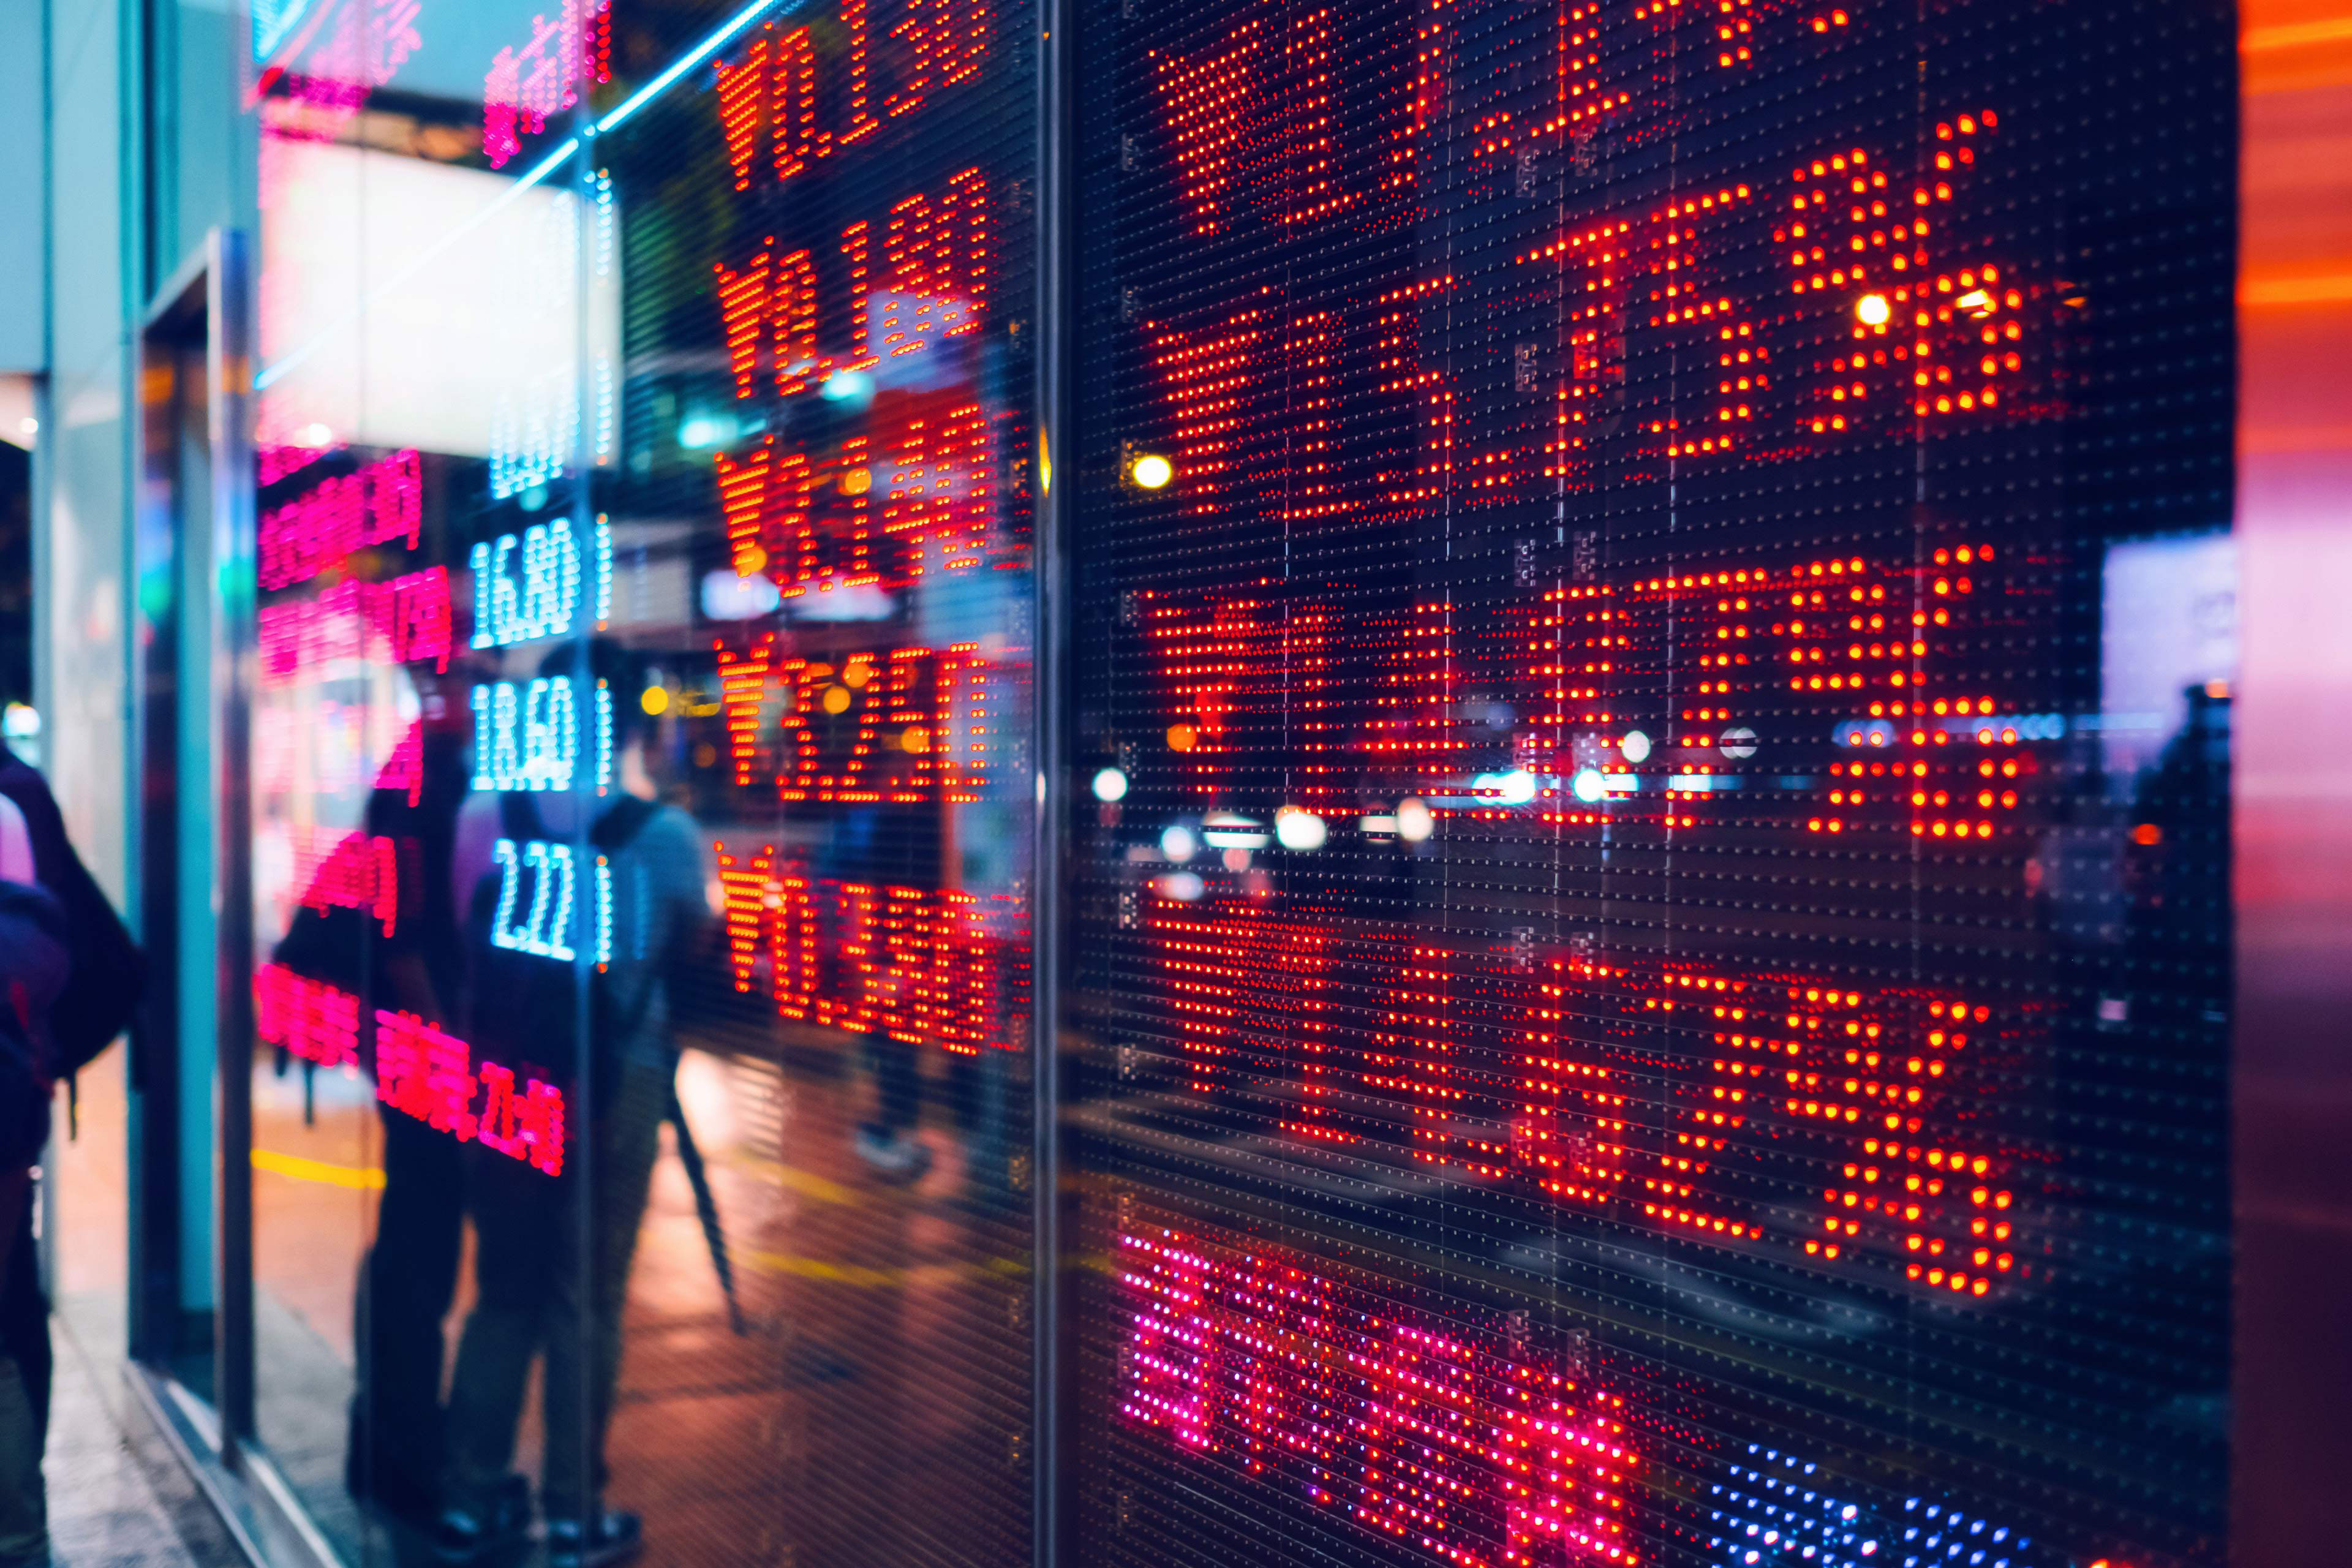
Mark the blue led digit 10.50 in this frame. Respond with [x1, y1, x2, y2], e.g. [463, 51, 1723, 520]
[472, 518, 615, 648]
[472, 678, 615, 791]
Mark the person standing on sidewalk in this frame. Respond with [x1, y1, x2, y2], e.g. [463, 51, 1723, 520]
[0, 737, 137, 1568]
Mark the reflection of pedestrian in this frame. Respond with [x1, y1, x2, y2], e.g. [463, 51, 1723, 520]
[0, 739, 141, 1568]
[821, 806, 940, 1184]
[345, 676, 476, 1525]
[437, 641, 711, 1568]
[0, 794, 65, 1568]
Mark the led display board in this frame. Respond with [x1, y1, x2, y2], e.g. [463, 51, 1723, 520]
[229, 1, 2234, 1564]
[1060, 4, 2235, 1568]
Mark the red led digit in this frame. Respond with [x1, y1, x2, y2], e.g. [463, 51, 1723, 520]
[841, 0, 880, 146]
[714, 844, 1016, 1054]
[714, 635, 992, 805]
[1148, 894, 1333, 1112]
[1144, 307, 1269, 516]
[716, 38, 769, 192]
[772, 24, 826, 182]
[1373, 277, 1459, 504]
[1151, 20, 1263, 238]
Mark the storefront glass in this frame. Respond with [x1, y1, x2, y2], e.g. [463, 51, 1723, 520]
[1057, 4, 2235, 1568]
[241, 2, 1037, 1562]
[124, 1, 2239, 1567]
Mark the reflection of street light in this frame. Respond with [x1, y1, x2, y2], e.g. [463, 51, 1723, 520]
[1130, 453, 1174, 490]
[1856, 293, 1891, 327]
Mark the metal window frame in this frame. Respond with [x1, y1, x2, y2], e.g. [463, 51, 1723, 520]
[132, 222, 258, 1468]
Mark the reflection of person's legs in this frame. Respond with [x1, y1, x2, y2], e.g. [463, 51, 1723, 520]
[873, 1037, 919, 1135]
[443, 1146, 561, 1511]
[0, 1185, 48, 1561]
[0, 1353, 42, 1561]
[856, 1036, 929, 1178]
[540, 1055, 666, 1526]
[352, 1106, 464, 1511]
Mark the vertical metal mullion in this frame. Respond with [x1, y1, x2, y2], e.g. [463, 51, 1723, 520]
[206, 226, 257, 1452]
[1030, 0, 1073, 1563]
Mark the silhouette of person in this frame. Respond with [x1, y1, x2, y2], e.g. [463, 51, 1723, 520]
[435, 639, 712, 1568]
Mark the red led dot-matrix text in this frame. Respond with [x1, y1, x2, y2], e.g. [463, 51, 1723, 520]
[715, 2, 993, 195]
[1129, 2, 2039, 527]
[1118, 1223, 1643, 1568]
[714, 635, 994, 804]
[715, 844, 1014, 1056]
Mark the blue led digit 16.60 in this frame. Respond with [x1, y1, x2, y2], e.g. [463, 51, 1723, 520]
[472, 518, 616, 649]
[472, 679, 614, 791]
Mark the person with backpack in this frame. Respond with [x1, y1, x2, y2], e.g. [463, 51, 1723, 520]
[0, 739, 143, 1568]
[434, 640, 712, 1568]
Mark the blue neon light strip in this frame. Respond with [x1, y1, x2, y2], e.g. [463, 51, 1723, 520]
[255, 0, 797, 392]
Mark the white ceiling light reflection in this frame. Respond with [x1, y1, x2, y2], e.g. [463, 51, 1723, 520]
[1572, 768, 1608, 805]
[1621, 729, 1653, 764]
[1202, 812, 1268, 850]
[1158, 871, 1205, 902]
[701, 569, 782, 620]
[1091, 766, 1130, 803]
[1273, 807, 1328, 851]
[1159, 824, 1199, 864]
[821, 368, 875, 408]
[1395, 797, 1434, 843]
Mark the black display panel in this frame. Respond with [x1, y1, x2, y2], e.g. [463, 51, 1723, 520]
[1060, 6, 2235, 1568]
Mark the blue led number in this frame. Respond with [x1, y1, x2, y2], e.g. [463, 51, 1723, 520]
[595, 858, 614, 967]
[473, 679, 615, 793]
[595, 517, 613, 623]
[473, 678, 579, 791]
[490, 839, 579, 961]
[472, 519, 611, 649]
